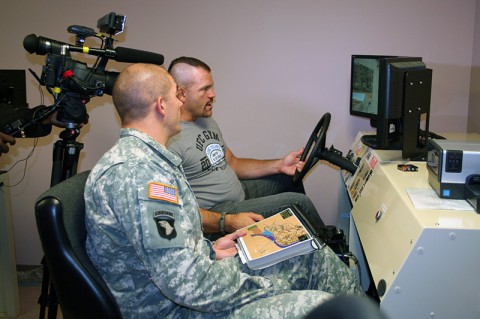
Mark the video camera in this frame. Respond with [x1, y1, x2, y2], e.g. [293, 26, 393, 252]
[3, 12, 164, 134]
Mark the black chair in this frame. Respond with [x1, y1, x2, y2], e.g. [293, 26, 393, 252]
[35, 170, 122, 319]
[304, 295, 388, 319]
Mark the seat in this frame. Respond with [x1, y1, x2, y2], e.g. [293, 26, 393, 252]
[304, 295, 388, 319]
[35, 170, 122, 319]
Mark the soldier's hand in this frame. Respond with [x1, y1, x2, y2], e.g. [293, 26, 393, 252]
[213, 230, 246, 260]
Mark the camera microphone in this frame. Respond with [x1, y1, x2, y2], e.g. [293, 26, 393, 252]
[23, 34, 164, 65]
[113, 47, 164, 65]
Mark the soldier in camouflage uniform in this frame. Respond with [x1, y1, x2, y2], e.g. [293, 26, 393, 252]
[85, 63, 364, 319]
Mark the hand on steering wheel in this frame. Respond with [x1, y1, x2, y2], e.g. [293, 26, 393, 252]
[293, 113, 331, 185]
[293, 112, 359, 185]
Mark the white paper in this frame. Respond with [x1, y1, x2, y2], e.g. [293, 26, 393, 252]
[405, 188, 474, 211]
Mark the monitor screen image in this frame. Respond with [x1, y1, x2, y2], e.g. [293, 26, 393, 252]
[350, 56, 386, 118]
[0, 69, 27, 106]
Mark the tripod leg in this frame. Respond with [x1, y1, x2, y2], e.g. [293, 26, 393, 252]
[47, 285, 59, 319]
[38, 257, 56, 319]
[38, 130, 83, 319]
[38, 258, 60, 319]
[50, 141, 64, 187]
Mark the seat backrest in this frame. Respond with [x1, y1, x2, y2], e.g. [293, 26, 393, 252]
[35, 171, 122, 319]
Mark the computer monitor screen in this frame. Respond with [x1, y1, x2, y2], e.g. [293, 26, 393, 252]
[0, 69, 27, 106]
[350, 55, 394, 119]
[350, 55, 432, 160]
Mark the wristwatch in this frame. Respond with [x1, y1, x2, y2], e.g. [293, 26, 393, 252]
[219, 212, 227, 235]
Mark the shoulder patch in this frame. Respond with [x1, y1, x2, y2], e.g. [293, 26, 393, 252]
[153, 210, 177, 240]
[149, 182, 178, 204]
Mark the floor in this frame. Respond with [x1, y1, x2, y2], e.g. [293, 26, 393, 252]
[9, 266, 63, 319]
[17, 285, 63, 319]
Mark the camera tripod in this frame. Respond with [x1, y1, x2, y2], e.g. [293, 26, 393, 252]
[38, 127, 83, 319]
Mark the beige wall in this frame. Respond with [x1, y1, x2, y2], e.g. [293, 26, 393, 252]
[0, 0, 476, 264]
[469, 0, 480, 132]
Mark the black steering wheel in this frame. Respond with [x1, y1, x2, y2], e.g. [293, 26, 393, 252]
[293, 112, 357, 185]
[293, 113, 331, 185]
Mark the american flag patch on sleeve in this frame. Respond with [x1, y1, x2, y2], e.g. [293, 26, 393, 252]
[148, 182, 179, 204]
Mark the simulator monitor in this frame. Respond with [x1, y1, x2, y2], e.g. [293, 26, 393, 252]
[0, 69, 27, 106]
[350, 55, 432, 160]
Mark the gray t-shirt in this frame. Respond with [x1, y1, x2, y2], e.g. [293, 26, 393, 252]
[168, 117, 245, 209]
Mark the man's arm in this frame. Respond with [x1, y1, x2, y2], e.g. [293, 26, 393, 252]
[200, 208, 264, 234]
[226, 147, 304, 179]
